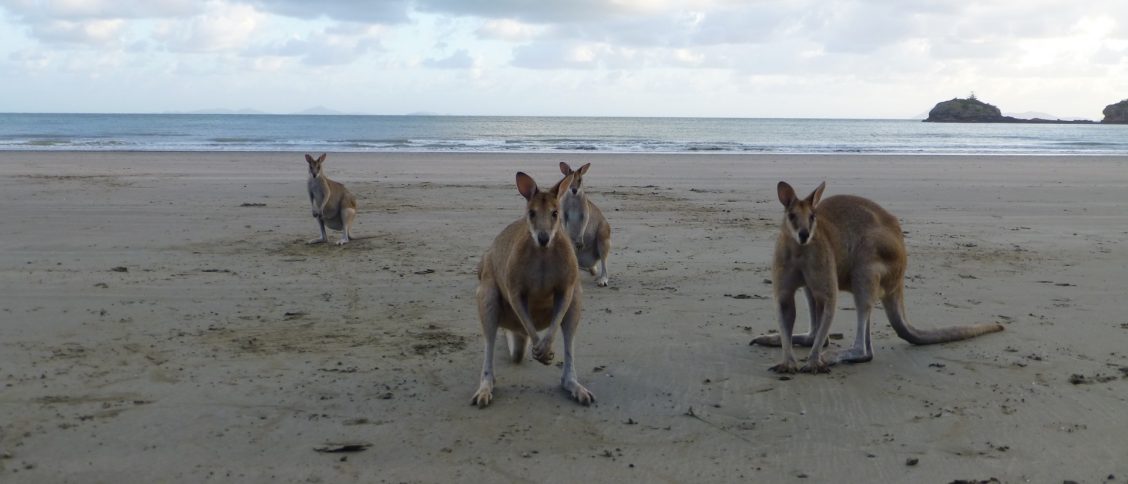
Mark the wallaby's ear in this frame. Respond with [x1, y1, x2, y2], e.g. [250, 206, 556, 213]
[807, 181, 826, 207]
[777, 181, 796, 208]
[555, 173, 574, 201]
[577, 163, 591, 176]
[305, 154, 315, 163]
[516, 172, 538, 200]
[559, 162, 572, 175]
[316, 153, 327, 164]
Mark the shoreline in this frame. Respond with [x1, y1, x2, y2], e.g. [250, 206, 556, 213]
[2, 151, 1126, 482]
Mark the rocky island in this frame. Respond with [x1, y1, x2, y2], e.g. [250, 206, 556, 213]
[1102, 99, 1128, 123]
[924, 96, 1095, 124]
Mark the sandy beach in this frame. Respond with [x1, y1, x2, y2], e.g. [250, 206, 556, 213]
[1, 151, 1126, 483]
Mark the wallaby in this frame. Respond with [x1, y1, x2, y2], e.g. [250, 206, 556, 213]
[558, 162, 612, 287]
[751, 181, 1004, 373]
[471, 172, 594, 407]
[305, 153, 357, 245]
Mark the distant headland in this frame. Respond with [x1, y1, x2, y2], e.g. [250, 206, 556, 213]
[924, 96, 1128, 124]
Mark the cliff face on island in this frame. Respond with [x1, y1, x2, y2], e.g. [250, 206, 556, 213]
[1102, 100, 1128, 123]
[924, 97, 1095, 124]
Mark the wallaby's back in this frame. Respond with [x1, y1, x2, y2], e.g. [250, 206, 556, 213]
[814, 194, 907, 294]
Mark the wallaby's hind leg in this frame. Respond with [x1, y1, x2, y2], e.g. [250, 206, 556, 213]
[834, 287, 875, 364]
[594, 235, 609, 287]
[505, 329, 529, 364]
[472, 283, 501, 408]
[336, 207, 356, 245]
[309, 216, 328, 244]
[559, 299, 595, 405]
[752, 288, 827, 348]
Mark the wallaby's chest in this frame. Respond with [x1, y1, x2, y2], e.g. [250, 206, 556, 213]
[562, 197, 586, 225]
[308, 177, 329, 200]
[505, 245, 576, 295]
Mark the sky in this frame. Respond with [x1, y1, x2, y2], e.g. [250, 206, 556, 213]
[0, 0, 1126, 118]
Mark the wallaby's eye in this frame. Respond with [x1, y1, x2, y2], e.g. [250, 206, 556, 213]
[528, 210, 536, 218]
[787, 213, 796, 221]
[551, 210, 558, 219]
[809, 214, 816, 223]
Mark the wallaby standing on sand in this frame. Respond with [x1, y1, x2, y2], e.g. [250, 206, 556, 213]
[472, 172, 594, 407]
[751, 181, 1004, 373]
[305, 153, 357, 245]
[558, 162, 612, 287]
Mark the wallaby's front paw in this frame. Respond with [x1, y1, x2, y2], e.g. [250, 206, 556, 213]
[532, 340, 555, 365]
[565, 381, 595, 406]
[471, 383, 494, 408]
[769, 359, 798, 374]
[750, 334, 782, 347]
[308, 237, 326, 244]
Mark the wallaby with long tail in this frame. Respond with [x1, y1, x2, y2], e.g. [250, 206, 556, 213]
[558, 162, 612, 287]
[305, 153, 357, 245]
[471, 171, 594, 407]
[751, 181, 1004, 373]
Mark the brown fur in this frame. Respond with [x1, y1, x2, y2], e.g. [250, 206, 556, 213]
[558, 162, 612, 286]
[305, 153, 357, 245]
[471, 171, 594, 407]
[752, 181, 1004, 373]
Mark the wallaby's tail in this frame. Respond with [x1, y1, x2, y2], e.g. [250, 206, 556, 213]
[882, 292, 1004, 345]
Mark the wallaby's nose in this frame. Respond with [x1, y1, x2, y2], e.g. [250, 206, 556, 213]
[798, 229, 810, 244]
[571, 187, 578, 194]
[537, 232, 550, 247]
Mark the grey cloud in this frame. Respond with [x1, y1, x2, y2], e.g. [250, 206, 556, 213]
[27, 19, 126, 46]
[690, 5, 794, 46]
[0, 0, 198, 46]
[253, 27, 383, 66]
[250, 0, 410, 24]
[415, 0, 620, 24]
[0, 0, 199, 20]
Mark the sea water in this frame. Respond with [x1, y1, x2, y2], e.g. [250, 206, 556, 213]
[1, 113, 1126, 155]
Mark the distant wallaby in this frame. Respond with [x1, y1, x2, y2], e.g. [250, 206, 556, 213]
[558, 162, 612, 287]
[472, 172, 594, 407]
[305, 153, 357, 245]
[751, 181, 1004, 373]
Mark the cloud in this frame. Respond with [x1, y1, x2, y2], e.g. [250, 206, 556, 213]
[249, 0, 410, 24]
[511, 41, 608, 69]
[415, 0, 627, 24]
[28, 18, 126, 46]
[0, 0, 199, 20]
[476, 19, 541, 41]
[423, 48, 475, 69]
[153, 2, 265, 53]
[263, 24, 385, 65]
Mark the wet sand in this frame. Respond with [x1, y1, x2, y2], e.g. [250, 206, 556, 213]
[1, 151, 1126, 482]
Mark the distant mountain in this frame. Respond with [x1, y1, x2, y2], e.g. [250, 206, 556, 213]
[293, 106, 346, 115]
[1005, 111, 1089, 122]
[404, 111, 443, 116]
[168, 108, 270, 115]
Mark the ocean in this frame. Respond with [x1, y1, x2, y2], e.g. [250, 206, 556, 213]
[1, 113, 1126, 155]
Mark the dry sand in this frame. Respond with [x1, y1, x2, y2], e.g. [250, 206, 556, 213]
[1, 151, 1126, 483]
